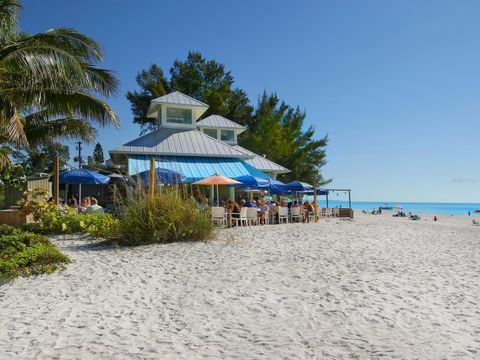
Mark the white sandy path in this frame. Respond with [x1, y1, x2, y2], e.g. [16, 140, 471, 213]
[0, 214, 479, 359]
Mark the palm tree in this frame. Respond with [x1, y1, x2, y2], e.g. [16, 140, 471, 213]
[0, 0, 120, 168]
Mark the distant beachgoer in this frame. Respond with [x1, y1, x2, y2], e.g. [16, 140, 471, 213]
[468, 211, 471, 216]
[433, 216, 438, 222]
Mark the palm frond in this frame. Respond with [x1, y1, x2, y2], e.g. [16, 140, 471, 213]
[7, 108, 26, 146]
[0, 150, 12, 170]
[24, 117, 97, 146]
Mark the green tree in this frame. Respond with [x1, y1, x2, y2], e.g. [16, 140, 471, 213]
[0, 0, 120, 169]
[12, 143, 70, 175]
[126, 51, 253, 134]
[92, 142, 104, 164]
[241, 92, 330, 185]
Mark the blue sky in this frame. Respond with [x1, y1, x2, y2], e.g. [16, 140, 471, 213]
[21, 0, 480, 203]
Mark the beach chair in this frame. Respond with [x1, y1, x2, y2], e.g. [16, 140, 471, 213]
[211, 207, 226, 227]
[247, 208, 258, 226]
[231, 207, 248, 227]
[472, 219, 480, 226]
[290, 207, 301, 222]
[278, 207, 289, 224]
[333, 208, 340, 218]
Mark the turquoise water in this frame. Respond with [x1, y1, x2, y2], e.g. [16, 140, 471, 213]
[310, 200, 480, 216]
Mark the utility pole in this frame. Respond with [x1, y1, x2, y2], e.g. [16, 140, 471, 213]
[77, 141, 82, 168]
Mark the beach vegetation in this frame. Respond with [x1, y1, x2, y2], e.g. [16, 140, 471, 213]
[19, 189, 119, 238]
[114, 186, 212, 245]
[0, 224, 69, 279]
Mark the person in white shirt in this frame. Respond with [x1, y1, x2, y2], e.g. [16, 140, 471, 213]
[84, 197, 104, 214]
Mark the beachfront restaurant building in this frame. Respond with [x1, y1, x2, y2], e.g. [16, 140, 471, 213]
[109, 91, 289, 201]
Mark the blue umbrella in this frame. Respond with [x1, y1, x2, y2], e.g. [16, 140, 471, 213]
[133, 168, 185, 185]
[50, 168, 110, 184]
[233, 175, 269, 188]
[49, 168, 110, 206]
[269, 179, 289, 194]
[285, 181, 314, 192]
[304, 187, 329, 196]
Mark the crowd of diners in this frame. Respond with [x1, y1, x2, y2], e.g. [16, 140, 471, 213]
[222, 197, 316, 225]
[49, 196, 106, 214]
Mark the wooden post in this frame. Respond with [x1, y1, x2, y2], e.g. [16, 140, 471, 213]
[54, 156, 60, 205]
[149, 158, 155, 200]
[348, 190, 352, 209]
[326, 192, 329, 208]
[313, 185, 318, 223]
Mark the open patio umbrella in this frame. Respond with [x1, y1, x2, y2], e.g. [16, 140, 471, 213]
[233, 175, 269, 188]
[49, 168, 110, 206]
[193, 173, 241, 206]
[269, 179, 289, 194]
[285, 181, 314, 192]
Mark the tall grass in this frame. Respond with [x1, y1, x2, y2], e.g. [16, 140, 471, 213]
[116, 185, 212, 245]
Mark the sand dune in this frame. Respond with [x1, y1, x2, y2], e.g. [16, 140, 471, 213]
[0, 214, 479, 359]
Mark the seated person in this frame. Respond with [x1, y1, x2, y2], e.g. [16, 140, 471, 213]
[258, 200, 269, 225]
[239, 199, 247, 207]
[199, 197, 209, 209]
[303, 201, 314, 222]
[78, 197, 90, 213]
[281, 200, 288, 207]
[84, 197, 104, 214]
[225, 199, 241, 225]
[245, 200, 257, 208]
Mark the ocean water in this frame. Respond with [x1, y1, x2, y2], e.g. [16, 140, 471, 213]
[307, 199, 480, 216]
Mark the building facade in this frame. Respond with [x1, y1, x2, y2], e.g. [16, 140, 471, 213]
[109, 91, 289, 182]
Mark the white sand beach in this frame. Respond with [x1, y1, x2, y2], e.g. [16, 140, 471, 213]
[1, 213, 479, 359]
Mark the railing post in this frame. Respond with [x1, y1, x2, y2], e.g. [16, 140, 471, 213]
[149, 158, 155, 200]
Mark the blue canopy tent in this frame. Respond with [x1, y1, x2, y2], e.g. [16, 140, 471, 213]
[49, 168, 110, 206]
[133, 168, 186, 186]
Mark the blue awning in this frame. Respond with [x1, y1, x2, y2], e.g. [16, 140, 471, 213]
[128, 155, 270, 183]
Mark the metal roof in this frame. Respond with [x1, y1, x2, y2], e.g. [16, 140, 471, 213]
[196, 115, 246, 130]
[232, 145, 291, 174]
[110, 128, 250, 159]
[151, 91, 208, 107]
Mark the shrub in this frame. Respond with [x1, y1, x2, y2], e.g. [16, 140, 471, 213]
[117, 186, 212, 245]
[0, 226, 69, 279]
[22, 209, 120, 238]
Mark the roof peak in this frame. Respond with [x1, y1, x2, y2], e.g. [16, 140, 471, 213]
[151, 91, 209, 107]
[197, 114, 246, 130]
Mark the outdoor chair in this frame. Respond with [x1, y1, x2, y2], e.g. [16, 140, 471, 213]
[231, 207, 248, 227]
[247, 207, 259, 226]
[333, 208, 340, 218]
[472, 219, 479, 226]
[290, 207, 301, 222]
[278, 207, 289, 224]
[260, 210, 270, 225]
[211, 207, 226, 227]
[324, 208, 332, 218]
[308, 211, 315, 223]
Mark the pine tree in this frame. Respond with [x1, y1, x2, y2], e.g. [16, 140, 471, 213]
[92, 143, 104, 164]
